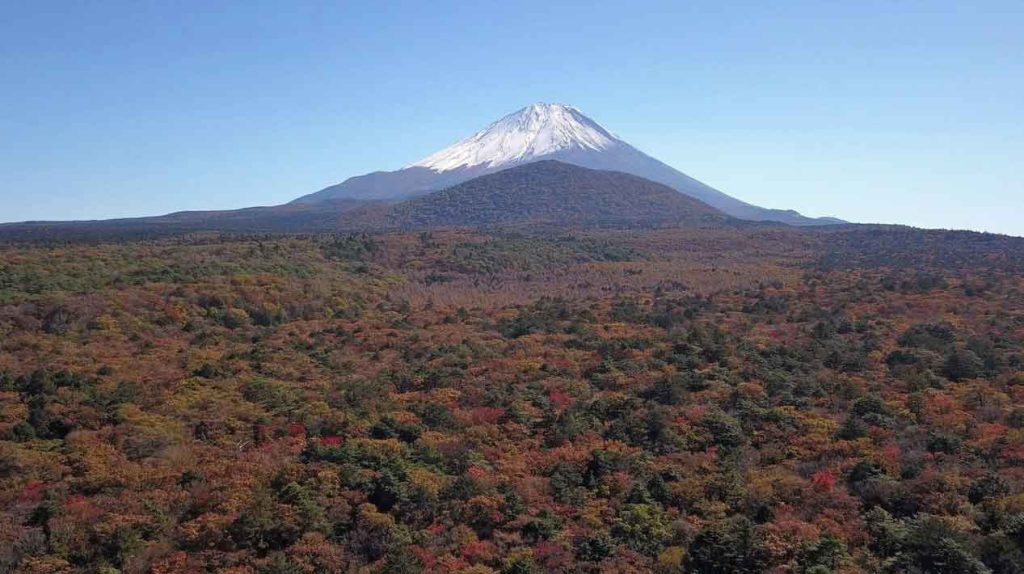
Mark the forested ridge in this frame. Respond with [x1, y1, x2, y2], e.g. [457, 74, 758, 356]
[1, 226, 1023, 573]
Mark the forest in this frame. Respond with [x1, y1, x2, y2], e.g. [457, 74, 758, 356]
[1, 225, 1023, 573]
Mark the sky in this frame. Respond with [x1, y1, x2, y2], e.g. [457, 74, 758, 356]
[1, 1, 1022, 235]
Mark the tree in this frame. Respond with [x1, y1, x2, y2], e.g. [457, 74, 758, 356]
[684, 517, 769, 574]
[880, 515, 989, 574]
[944, 349, 984, 381]
[611, 504, 672, 557]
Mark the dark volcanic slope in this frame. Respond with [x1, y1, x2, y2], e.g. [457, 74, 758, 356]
[388, 160, 730, 228]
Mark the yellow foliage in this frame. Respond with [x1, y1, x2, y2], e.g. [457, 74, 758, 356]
[429, 387, 462, 404]
[13, 556, 73, 574]
[90, 314, 119, 331]
[408, 467, 447, 497]
[656, 546, 686, 573]
[357, 502, 395, 528]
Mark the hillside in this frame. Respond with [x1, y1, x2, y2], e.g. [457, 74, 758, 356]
[388, 160, 729, 227]
[0, 162, 731, 240]
[0, 199, 390, 241]
[2, 225, 1024, 572]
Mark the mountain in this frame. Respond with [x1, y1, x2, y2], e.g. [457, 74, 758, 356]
[0, 199, 389, 241]
[294, 103, 840, 225]
[387, 160, 728, 228]
[0, 162, 734, 240]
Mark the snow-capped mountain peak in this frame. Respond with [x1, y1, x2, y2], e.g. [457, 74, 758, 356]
[408, 103, 624, 172]
[294, 102, 839, 225]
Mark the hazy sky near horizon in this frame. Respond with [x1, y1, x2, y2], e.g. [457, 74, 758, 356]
[2, 1, 1022, 234]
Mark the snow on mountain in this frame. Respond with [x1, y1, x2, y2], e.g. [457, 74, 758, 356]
[292, 103, 841, 226]
[408, 103, 620, 171]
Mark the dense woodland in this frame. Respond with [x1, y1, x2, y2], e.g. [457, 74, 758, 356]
[2, 225, 1024, 573]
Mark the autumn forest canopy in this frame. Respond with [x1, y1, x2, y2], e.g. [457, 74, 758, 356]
[2, 224, 1024, 573]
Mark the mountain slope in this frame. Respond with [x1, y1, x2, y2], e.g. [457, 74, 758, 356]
[0, 162, 730, 239]
[386, 160, 729, 228]
[294, 103, 840, 225]
[0, 199, 389, 241]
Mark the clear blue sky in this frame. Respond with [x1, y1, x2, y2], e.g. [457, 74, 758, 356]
[2, 1, 1022, 235]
